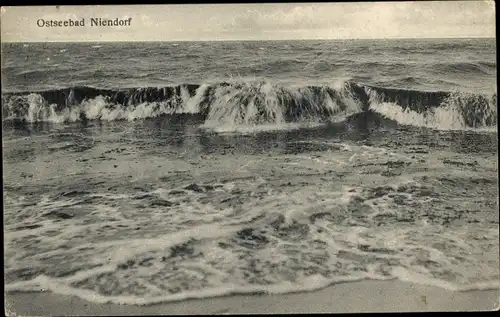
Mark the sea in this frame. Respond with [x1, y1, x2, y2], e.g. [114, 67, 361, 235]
[2, 38, 499, 305]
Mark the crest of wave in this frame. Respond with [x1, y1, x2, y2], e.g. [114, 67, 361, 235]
[21, 94, 69, 123]
[79, 85, 196, 121]
[201, 79, 362, 132]
[440, 92, 497, 128]
[3, 87, 197, 123]
[367, 89, 497, 131]
[203, 81, 285, 127]
[2, 93, 82, 123]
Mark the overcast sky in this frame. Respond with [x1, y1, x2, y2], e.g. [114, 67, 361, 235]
[1, 2, 496, 42]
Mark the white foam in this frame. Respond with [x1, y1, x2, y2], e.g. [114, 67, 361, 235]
[392, 266, 500, 291]
[5, 90, 202, 123]
[369, 94, 497, 132]
[5, 149, 498, 304]
[77, 223, 239, 264]
[198, 81, 362, 132]
[184, 84, 208, 113]
[5, 273, 369, 306]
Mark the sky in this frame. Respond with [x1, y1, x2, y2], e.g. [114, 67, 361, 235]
[0, 2, 496, 42]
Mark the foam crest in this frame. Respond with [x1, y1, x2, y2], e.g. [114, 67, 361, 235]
[391, 266, 500, 292]
[368, 89, 497, 131]
[2, 91, 194, 123]
[5, 273, 368, 305]
[184, 84, 208, 113]
[2, 81, 496, 132]
[201, 81, 362, 131]
[203, 82, 285, 126]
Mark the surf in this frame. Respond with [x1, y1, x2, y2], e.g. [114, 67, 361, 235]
[2, 80, 497, 132]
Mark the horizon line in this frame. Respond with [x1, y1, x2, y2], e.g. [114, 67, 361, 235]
[1, 36, 496, 43]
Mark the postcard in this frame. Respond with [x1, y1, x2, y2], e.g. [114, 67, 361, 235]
[2, 2, 498, 315]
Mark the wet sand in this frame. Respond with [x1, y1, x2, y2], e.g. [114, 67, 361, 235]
[5, 280, 499, 315]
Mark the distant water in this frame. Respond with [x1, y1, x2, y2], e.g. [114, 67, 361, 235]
[3, 38, 499, 306]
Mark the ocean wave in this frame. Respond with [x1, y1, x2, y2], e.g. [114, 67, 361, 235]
[432, 62, 496, 76]
[2, 81, 497, 131]
[365, 86, 497, 129]
[262, 59, 309, 70]
[0, 82, 364, 125]
[426, 42, 476, 51]
[476, 61, 497, 69]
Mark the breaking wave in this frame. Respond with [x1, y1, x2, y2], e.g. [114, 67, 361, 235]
[2, 81, 497, 131]
[365, 86, 497, 130]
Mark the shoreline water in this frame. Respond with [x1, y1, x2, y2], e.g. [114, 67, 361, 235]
[5, 280, 499, 315]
